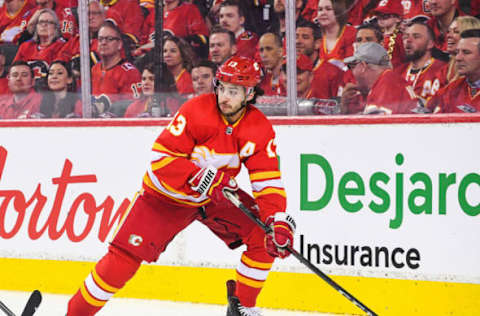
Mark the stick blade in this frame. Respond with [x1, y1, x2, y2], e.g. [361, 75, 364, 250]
[21, 290, 42, 316]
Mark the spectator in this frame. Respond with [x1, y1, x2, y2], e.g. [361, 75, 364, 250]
[338, 22, 385, 114]
[91, 21, 141, 117]
[271, 0, 307, 36]
[209, 26, 236, 66]
[102, 0, 144, 49]
[164, 35, 195, 96]
[191, 59, 216, 96]
[427, 0, 466, 52]
[0, 0, 35, 44]
[0, 61, 43, 119]
[141, 0, 209, 58]
[441, 15, 480, 83]
[218, 0, 258, 59]
[124, 62, 183, 117]
[57, 0, 104, 74]
[0, 48, 9, 96]
[13, 8, 66, 89]
[314, 0, 356, 63]
[342, 42, 420, 114]
[395, 22, 447, 101]
[296, 19, 343, 99]
[427, 29, 480, 113]
[401, 0, 430, 21]
[258, 32, 284, 96]
[372, 0, 406, 68]
[30, 0, 78, 40]
[35, 60, 81, 118]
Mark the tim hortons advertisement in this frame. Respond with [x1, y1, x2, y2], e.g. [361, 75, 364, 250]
[0, 123, 479, 284]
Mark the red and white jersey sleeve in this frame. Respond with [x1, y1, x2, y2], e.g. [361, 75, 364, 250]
[426, 77, 480, 113]
[55, 5, 78, 40]
[0, 1, 35, 44]
[142, 93, 286, 219]
[91, 60, 142, 107]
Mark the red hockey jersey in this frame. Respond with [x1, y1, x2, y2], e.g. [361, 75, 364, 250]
[235, 29, 259, 60]
[0, 89, 42, 119]
[319, 25, 356, 63]
[395, 58, 447, 100]
[426, 77, 480, 113]
[175, 69, 194, 95]
[91, 60, 141, 109]
[104, 0, 144, 44]
[142, 93, 286, 221]
[0, 1, 35, 44]
[363, 69, 419, 114]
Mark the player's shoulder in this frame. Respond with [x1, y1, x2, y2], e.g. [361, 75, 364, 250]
[240, 105, 275, 139]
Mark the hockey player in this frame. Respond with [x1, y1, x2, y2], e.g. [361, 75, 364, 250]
[66, 56, 296, 316]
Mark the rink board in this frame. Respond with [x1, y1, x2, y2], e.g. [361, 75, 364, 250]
[0, 115, 479, 315]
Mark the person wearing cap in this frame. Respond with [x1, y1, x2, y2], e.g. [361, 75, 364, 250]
[373, 0, 407, 68]
[426, 29, 480, 113]
[342, 42, 420, 114]
[67, 55, 295, 316]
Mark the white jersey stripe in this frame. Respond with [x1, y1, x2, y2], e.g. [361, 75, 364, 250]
[251, 179, 284, 192]
[147, 167, 208, 203]
[237, 261, 270, 281]
[84, 274, 114, 301]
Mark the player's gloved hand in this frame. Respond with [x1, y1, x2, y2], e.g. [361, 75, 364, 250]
[189, 165, 238, 205]
[265, 212, 296, 259]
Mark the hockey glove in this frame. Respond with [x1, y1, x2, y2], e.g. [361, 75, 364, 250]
[189, 165, 238, 206]
[265, 212, 296, 259]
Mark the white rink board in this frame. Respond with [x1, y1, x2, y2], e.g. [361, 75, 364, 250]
[0, 123, 478, 284]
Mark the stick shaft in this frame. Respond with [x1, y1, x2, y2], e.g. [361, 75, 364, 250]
[223, 190, 378, 316]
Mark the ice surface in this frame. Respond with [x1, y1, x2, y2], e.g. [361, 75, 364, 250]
[0, 290, 336, 315]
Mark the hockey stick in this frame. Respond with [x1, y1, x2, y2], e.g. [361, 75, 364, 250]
[223, 190, 378, 316]
[0, 290, 42, 316]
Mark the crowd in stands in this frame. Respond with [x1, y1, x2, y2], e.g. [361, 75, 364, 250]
[0, 0, 478, 118]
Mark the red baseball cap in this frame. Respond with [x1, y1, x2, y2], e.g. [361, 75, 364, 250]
[374, 0, 403, 17]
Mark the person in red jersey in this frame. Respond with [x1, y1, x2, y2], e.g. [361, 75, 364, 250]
[395, 22, 447, 102]
[219, 0, 258, 59]
[100, 0, 144, 48]
[30, 0, 77, 40]
[13, 8, 66, 88]
[296, 20, 343, 99]
[373, 0, 406, 68]
[91, 21, 141, 117]
[140, 0, 209, 58]
[314, 0, 356, 63]
[67, 55, 295, 316]
[339, 23, 384, 114]
[163, 35, 196, 96]
[0, 49, 9, 96]
[258, 32, 284, 96]
[427, 0, 466, 52]
[427, 29, 480, 113]
[401, 0, 430, 20]
[0, 61, 43, 119]
[440, 15, 480, 83]
[0, 0, 35, 44]
[124, 62, 184, 117]
[57, 0, 104, 75]
[343, 42, 420, 114]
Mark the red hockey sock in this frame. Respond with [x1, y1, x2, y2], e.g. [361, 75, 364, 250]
[235, 227, 275, 307]
[67, 246, 141, 316]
